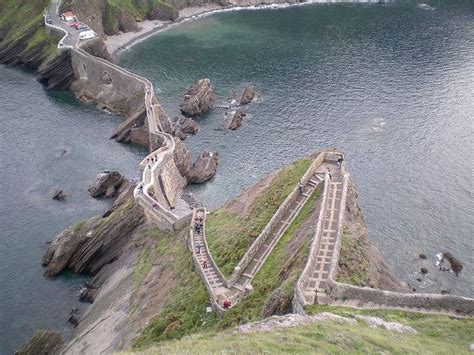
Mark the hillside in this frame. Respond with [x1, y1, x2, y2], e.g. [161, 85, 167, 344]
[125, 307, 474, 354]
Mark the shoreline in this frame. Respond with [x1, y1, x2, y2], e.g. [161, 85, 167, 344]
[105, 1, 322, 57]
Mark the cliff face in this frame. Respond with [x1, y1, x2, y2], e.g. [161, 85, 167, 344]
[0, 0, 75, 89]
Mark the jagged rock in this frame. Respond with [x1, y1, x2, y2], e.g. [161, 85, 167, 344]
[68, 308, 80, 327]
[180, 79, 214, 117]
[228, 107, 246, 130]
[42, 184, 145, 277]
[88, 171, 124, 198]
[421, 267, 428, 274]
[441, 290, 451, 295]
[419, 253, 427, 259]
[80, 38, 114, 62]
[240, 86, 255, 105]
[149, 3, 179, 21]
[439, 252, 463, 276]
[15, 330, 64, 355]
[179, 117, 199, 135]
[36, 50, 75, 90]
[187, 151, 219, 184]
[262, 288, 292, 318]
[52, 189, 66, 201]
[173, 137, 191, 179]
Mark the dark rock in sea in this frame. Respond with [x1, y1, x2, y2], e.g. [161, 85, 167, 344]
[187, 151, 219, 184]
[441, 290, 451, 295]
[180, 117, 199, 134]
[52, 189, 66, 201]
[180, 78, 214, 117]
[149, 2, 179, 21]
[240, 86, 255, 105]
[228, 107, 246, 130]
[421, 267, 428, 274]
[439, 252, 463, 276]
[416, 277, 422, 282]
[88, 171, 125, 198]
[174, 116, 199, 139]
[68, 308, 80, 327]
[15, 330, 64, 355]
[419, 253, 427, 260]
[42, 183, 144, 277]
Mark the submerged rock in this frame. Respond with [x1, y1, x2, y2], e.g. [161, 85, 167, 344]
[187, 151, 219, 184]
[52, 189, 66, 201]
[419, 253, 427, 260]
[228, 107, 246, 130]
[88, 171, 125, 198]
[240, 86, 255, 105]
[180, 79, 214, 117]
[421, 267, 428, 274]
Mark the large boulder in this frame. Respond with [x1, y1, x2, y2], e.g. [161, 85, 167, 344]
[187, 151, 219, 184]
[174, 116, 199, 139]
[240, 86, 255, 105]
[180, 79, 214, 117]
[88, 171, 125, 198]
[228, 107, 246, 130]
[439, 252, 463, 276]
[149, 2, 179, 21]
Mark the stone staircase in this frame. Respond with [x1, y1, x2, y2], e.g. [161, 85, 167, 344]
[190, 161, 327, 312]
[232, 172, 325, 293]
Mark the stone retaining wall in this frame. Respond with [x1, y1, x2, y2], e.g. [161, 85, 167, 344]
[229, 151, 328, 286]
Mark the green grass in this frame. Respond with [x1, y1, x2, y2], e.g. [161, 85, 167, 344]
[217, 184, 322, 327]
[133, 246, 153, 294]
[72, 220, 86, 233]
[206, 158, 311, 278]
[133, 163, 322, 349]
[132, 227, 220, 349]
[125, 307, 474, 354]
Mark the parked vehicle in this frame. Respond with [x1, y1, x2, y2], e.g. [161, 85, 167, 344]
[79, 30, 96, 41]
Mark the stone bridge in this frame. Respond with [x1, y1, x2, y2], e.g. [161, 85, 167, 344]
[45, 0, 191, 229]
[45, 2, 473, 317]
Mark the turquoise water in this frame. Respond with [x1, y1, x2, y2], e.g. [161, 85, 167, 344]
[119, 0, 473, 297]
[0, 66, 146, 353]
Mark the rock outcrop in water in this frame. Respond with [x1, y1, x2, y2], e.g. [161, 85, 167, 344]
[240, 86, 255, 105]
[228, 107, 246, 130]
[174, 116, 199, 139]
[439, 252, 463, 276]
[88, 171, 126, 198]
[187, 151, 219, 183]
[16, 330, 64, 355]
[180, 79, 214, 117]
[43, 183, 144, 277]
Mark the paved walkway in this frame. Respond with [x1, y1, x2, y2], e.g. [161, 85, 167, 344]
[190, 164, 326, 311]
[301, 160, 343, 305]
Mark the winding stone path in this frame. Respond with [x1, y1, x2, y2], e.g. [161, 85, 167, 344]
[190, 159, 327, 312]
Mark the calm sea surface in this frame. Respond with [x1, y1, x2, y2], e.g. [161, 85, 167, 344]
[0, 67, 146, 353]
[1, 0, 473, 352]
[119, 0, 473, 296]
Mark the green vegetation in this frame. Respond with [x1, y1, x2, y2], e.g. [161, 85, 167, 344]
[206, 158, 311, 278]
[0, 0, 59, 66]
[134, 176, 322, 349]
[133, 227, 220, 349]
[72, 220, 86, 233]
[132, 246, 153, 293]
[124, 308, 474, 354]
[336, 226, 371, 286]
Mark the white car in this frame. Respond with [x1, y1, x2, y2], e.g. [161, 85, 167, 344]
[79, 30, 96, 41]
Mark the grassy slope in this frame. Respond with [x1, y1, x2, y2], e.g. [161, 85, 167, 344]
[206, 158, 311, 278]
[133, 161, 321, 349]
[0, 0, 58, 64]
[125, 308, 474, 354]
